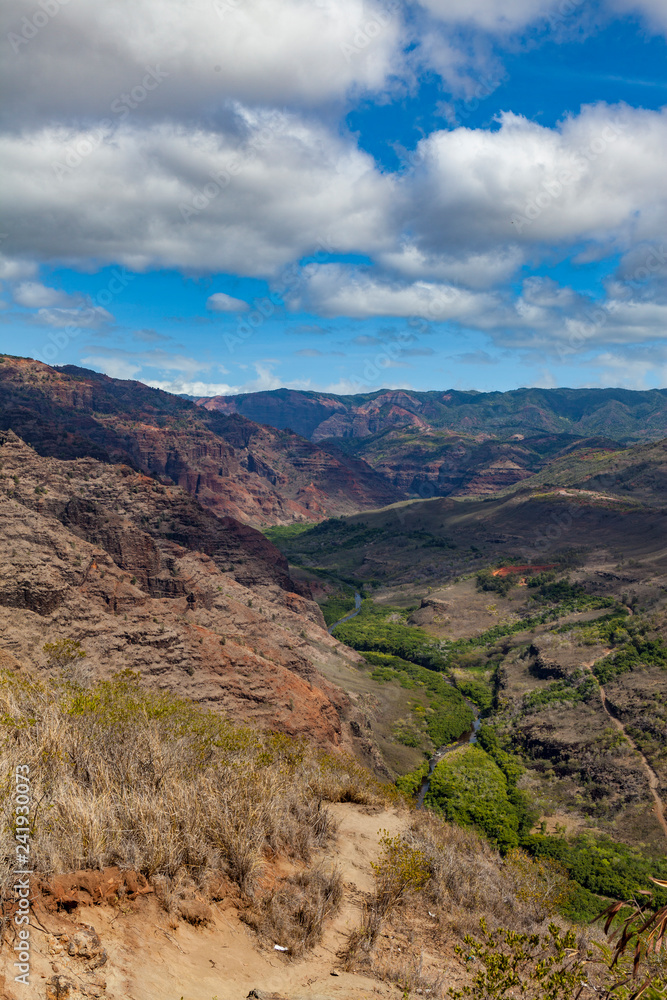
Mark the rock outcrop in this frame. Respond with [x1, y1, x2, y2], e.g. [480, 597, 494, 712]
[0, 433, 364, 747]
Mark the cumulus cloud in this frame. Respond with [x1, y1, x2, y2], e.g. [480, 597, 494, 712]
[287, 264, 498, 321]
[377, 244, 524, 289]
[207, 292, 249, 312]
[0, 115, 394, 275]
[0, 0, 403, 127]
[146, 362, 311, 397]
[404, 104, 667, 255]
[14, 282, 80, 309]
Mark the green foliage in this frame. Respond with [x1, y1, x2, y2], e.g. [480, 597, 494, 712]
[593, 632, 667, 685]
[263, 521, 315, 546]
[319, 588, 356, 626]
[362, 651, 474, 746]
[476, 570, 515, 597]
[425, 745, 521, 851]
[456, 676, 494, 711]
[522, 833, 667, 906]
[395, 760, 429, 798]
[528, 576, 615, 615]
[334, 600, 449, 671]
[522, 673, 598, 711]
[43, 638, 86, 670]
[370, 831, 431, 898]
[448, 919, 666, 1000]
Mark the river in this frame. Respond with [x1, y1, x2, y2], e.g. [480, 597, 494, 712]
[327, 591, 362, 634]
[328, 593, 482, 808]
[415, 700, 481, 809]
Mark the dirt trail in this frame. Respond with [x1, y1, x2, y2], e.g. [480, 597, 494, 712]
[583, 654, 667, 842]
[1, 804, 407, 1000]
[598, 683, 667, 842]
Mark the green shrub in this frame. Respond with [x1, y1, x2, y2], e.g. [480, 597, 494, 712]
[425, 745, 521, 851]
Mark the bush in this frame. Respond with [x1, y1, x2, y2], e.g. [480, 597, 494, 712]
[0, 669, 393, 919]
[476, 570, 515, 597]
[425, 746, 522, 851]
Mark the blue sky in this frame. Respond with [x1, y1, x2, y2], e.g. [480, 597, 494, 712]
[1, 0, 667, 397]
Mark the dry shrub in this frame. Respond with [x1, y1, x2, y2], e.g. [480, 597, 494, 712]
[342, 831, 431, 963]
[243, 864, 343, 956]
[341, 810, 574, 993]
[503, 847, 574, 922]
[0, 668, 390, 922]
[406, 810, 535, 934]
[370, 948, 445, 999]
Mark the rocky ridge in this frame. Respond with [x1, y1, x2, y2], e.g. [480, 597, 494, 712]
[0, 431, 380, 750]
[0, 357, 404, 527]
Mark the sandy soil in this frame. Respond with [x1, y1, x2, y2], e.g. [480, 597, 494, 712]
[0, 805, 408, 1000]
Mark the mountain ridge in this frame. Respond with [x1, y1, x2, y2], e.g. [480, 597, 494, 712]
[197, 385, 667, 498]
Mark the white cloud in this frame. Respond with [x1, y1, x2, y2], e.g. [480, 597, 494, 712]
[0, 0, 403, 126]
[37, 306, 113, 328]
[14, 281, 79, 309]
[0, 257, 38, 282]
[609, 0, 667, 33]
[377, 243, 523, 289]
[144, 379, 238, 397]
[80, 356, 142, 380]
[0, 115, 394, 275]
[81, 346, 225, 377]
[207, 292, 249, 312]
[147, 362, 311, 397]
[287, 264, 497, 321]
[416, 0, 553, 33]
[404, 104, 667, 254]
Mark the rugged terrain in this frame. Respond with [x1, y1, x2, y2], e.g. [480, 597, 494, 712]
[0, 430, 370, 749]
[200, 386, 667, 497]
[0, 357, 403, 527]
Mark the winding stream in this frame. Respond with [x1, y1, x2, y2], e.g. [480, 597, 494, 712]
[328, 593, 482, 810]
[327, 591, 362, 634]
[416, 699, 481, 809]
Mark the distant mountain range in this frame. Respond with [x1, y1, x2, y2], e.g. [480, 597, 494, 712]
[0, 357, 403, 526]
[198, 387, 667, 497]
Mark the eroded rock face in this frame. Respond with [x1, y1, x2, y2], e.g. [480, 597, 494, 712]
[408, 597, 451, 627]
[0, 434, 362, 748]
[0, 358, 403, 526]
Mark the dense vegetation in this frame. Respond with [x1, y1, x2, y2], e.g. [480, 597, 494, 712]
[319, 588, 357, 626]
[362, 651, 474, 747]
[593, 629, 667, 684]
[425, 745, 527, 852]
[333, 600, 450, 670]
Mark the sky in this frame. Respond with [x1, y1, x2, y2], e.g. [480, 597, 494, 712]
[1, 0, 667, 398]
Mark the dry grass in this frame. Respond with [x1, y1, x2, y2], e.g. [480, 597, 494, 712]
[242, 863, 344, 956]
[341, 810, 595, 996]
[0, 667, 392, 935]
